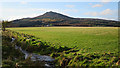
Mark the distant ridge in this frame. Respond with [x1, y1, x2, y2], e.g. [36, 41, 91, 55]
[9, 11, 119, 27]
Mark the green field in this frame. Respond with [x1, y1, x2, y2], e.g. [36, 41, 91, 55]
[8, 27, 118, 53]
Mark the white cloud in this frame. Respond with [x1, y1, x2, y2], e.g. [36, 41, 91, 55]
[100, 9, 113, 15]
[65, 5, 75, 8]
[85, 9, 115, 16]
[84, 9, 117, 20]
[20, 1, 27, 4]
[63, 9, 79, 13]
[89, 3, 93, 5]
[101, 0, 112, 2]
[92, 4, 103, 8]
[0, 0, 119, 2]
[84, 12, 98, 16]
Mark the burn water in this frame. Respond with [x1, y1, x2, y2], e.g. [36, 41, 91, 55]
[12, 38, 55, 68]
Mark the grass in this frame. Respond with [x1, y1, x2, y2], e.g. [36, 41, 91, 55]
[8, 27, 118, 53]
[3, 28, 119, 66]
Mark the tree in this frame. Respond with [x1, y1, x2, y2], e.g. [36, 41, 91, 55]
[50, 24, 53, 27]
[2, 20, 10, 31]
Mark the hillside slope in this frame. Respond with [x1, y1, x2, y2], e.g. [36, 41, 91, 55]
[9, 11, 119, 27]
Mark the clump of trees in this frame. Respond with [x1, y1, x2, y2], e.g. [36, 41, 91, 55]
[1, 20, 10, 31]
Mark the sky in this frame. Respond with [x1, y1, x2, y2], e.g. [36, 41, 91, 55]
[0, 1, 119, 21]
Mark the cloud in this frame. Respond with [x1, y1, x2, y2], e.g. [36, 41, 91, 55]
[89, 3, 93, 5]
[84, 8, 117, 20]
[92, 4, 103, 8]
[20, 1, 27, 4]
[85, 9, 115, 16]
[101, 0, 112, 2]
[84, 12, 98, 16]
[65, 5, 75, 8]
[63, 9, 79, 13]
[100, 9, 113, 15]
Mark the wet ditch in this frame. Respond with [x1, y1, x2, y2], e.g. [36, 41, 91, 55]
[12, 38, 55, 68]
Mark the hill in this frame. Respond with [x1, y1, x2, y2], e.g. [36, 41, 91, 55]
[9, 11, 119, 27]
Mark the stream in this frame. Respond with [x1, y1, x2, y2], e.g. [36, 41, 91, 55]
[12, 38, 55, 67]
